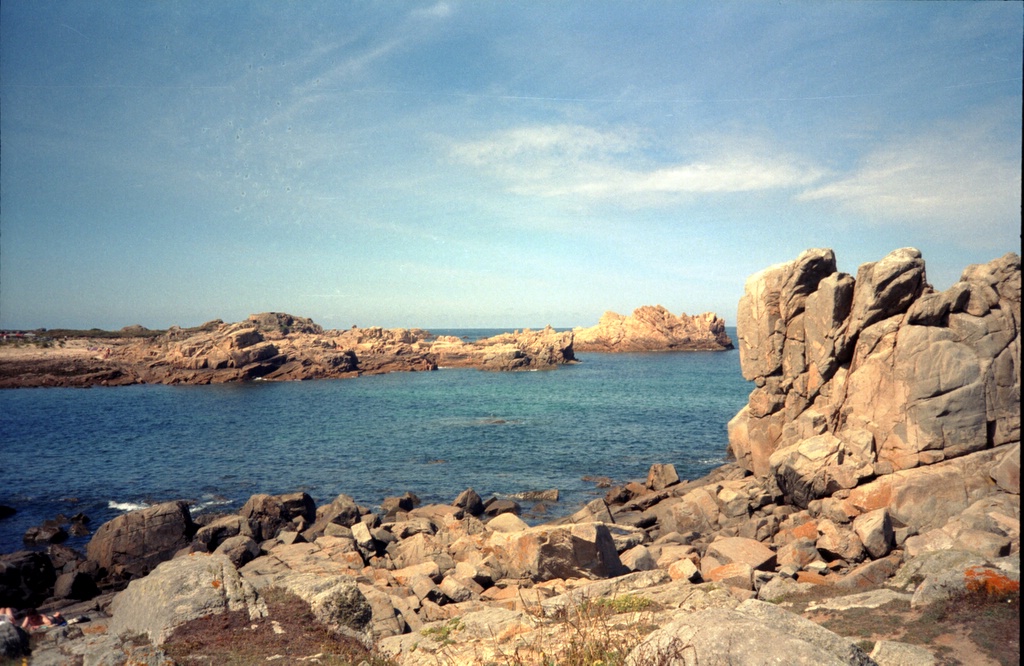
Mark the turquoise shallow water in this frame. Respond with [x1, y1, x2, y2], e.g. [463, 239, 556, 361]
[0, 332, 750, 552]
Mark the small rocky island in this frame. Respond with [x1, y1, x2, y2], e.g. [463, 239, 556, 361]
[573, 305, 733, 352]
[0, 305, 733, 389]
[0, 248, 1019, 665]
[0, 316, 577, 388]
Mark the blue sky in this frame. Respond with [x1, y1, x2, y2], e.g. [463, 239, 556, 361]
[1, 1, 1020, 330]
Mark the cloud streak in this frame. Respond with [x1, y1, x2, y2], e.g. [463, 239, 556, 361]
[450, 124, 824, 201]
[797, 121, 1021, 237]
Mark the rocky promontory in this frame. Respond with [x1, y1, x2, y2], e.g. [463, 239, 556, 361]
[728, 247, 1019, 489]
[0, 305, 736, 388]
[0, 314, 576, 388]
[573, 305, 733, 352]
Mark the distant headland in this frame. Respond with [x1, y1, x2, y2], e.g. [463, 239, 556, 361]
[574, 305, 733, 352]
[0, 307, 733, 388]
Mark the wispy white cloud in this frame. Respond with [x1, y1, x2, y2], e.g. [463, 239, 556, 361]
[411, 2, 454, 19]
[568, 157, 824, 197]
[452, 125, 635, 163]
[797, 120, 1021, 236]
[450, 124, 823, 201]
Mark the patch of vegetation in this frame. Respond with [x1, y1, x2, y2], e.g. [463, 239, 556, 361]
[12, 319, 223, 342]
[32, 327, 166, 340]
[421, 617, 463, 647]
[495, 594, 666, 666]
[817, 588, 1019, 666]
[586, 593, 656, 615]
[162, 586, 398, 666]
[929, 588, 1018, 666]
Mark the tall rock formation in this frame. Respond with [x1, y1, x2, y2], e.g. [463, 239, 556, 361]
[574, 305, 733, 352]
[728, 248, 1020, 509]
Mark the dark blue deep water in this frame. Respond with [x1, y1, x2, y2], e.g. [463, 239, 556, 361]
[0, 332, 751, 552]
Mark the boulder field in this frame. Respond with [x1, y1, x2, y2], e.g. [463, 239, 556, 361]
[0, 248, 1019, 664]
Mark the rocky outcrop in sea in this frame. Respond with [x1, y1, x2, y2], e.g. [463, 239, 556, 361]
[573, 305, 733, 352]
[0, 248, 1018, 665]
[0, 314, 577, 388]
[0, 305, 734, 388]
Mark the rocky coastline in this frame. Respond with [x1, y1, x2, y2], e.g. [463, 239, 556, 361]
[1, 248, 1019, 665]
[0, 316, 578, 389]
[0, 304, 732, 389]
[573, 305, 733, 352]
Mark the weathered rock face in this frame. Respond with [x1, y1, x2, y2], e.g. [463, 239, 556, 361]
[574, 305, 733, 352]
[487, 523, 627, 581]
[433, 326, 576, 371]
[728, 249, 1020, 513]
[85, 501, 195, 581]
[240, 492, 316, 542]
[247, 312, 323, 336]
[627, 599, 874, 665]
[107, 552, 267, 645]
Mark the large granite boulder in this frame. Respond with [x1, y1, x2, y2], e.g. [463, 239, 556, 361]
[0, 550, 56, 607]
[627, 599, 874, 665]
[192, 514, 248, 552]
[840, 446, 1014, 534]
[249, 571, 372, 638]
[574, 305, 733, 352]
[240, 491, 316, 542]
[729, 249, 1020, 511]
[108, 552, 267, 645]
[462, 326, 576, 370]
[52, 568, 100, 601]
[704, 536, 777, 571]
[86, 501, 195, 581]
[303, 493, 365, 539]
[487, 523, 627, 582]
[452, 488, 485, 516]
[248, 312, 324, 336]
[659, 487, 721, 536]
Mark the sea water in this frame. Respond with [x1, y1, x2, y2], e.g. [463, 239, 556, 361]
[0, 330, 751, 552]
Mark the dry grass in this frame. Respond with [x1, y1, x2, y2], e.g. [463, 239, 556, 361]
[490, 593, 670, 666]
[161, 587, 398, 666]
[799, 586, 1019, 666]
[913, 588, 1018, 666]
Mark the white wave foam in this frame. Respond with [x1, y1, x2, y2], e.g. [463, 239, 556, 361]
[192, 498, 233, 514]
[108, 501, 149, 512]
